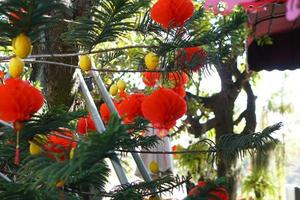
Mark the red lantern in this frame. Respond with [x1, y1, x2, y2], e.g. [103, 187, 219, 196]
[120, 90, 128, 99]
[142, 72, 161, 87]
[176, 47, 207, 72]
[77, 113, 96, 135]
[0, 71, 4, 82]
[44, 130, 76, 161]
[99, 101, 120, 123]
[0, 78, 44, 165]
[168, 72, 189, 86]
[150, 0, 195, 29]
[188, 181, 229, 200]
[141, 88, 187, 131]
[100, 103, 112, 123]
[0, 78, 44, 122]
[118, 93, 146, 124]
[172, 85, 186, 97]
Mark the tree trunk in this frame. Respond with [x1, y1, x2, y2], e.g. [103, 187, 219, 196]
[213, 89, 238, 200]
[30, 0, 92, 108]
[213, 61, 256, 200]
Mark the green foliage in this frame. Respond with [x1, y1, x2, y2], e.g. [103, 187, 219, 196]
[63, 0, 150, 50]
[256, 35, 273, 46]
[189, 9, 248, 64]
[21, 107, 87, 140]
[0, 180, 78, 200]
[0, 109, 189, 199]
[0, 0, 67, 46]
[215, 123, 281, 164]
[111, 175, 189, 199]
[242, 169, 275, 200]
[176, 142, 212, 181]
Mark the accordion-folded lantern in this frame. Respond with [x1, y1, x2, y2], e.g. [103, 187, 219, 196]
[246, 0, 300, 71]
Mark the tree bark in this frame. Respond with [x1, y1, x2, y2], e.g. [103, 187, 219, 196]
[213, 61, 256, 200]
[30, 0, 92, 108]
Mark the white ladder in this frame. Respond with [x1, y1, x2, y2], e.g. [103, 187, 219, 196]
[76, 63, 160, 198]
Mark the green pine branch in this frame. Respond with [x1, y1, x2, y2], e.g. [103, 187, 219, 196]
[214, 123, 282, 164]
[63, 0, 150, 50]
[111, 175, 190, 199]
[0, 0, 67, 46]
[19, 107, 86, 141]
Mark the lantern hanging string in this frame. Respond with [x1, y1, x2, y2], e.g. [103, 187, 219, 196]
[0, 122, 215, 155]
[0, 45, 157, 61]
[0, 59, 181, 73]
[115, 149, 217, 154]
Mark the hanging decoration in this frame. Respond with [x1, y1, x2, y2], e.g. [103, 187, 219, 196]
[142, 72, 161, 87]
[44, 130, 76, 161]
[167, 72, 189, 97]
[187, 181, 229, 200]
[0, 78, 44, 122]
[150, 0, 195, 29]
[176, 47, 208, 72]
[79, 55, 92, 72]
[100, 102, 117, 123]
[9, 57, 24, 78]
[0, 78, 44, 165]
[0, 71, 4, 82]
[118, 93, 146, 124]
[144, 52, 159, 70]
[12, 33, 32, 59]
[77, 113, 96, 135]
[168, 72, 189, 86]
[141, 88, 187, 136]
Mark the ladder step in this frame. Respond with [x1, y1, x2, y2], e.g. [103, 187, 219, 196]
[77, 69, 129, 185]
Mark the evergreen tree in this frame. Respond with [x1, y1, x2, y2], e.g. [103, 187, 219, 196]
[0, 0, 281, 199]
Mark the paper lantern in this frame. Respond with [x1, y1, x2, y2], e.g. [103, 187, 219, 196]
[118, 90, 128, 100]
[0, 78, 44, 165]
[176, 47, 207, 72]
[118, 93, 146, 124]
[77, 113, 96, 135]
[0, 78, 44, 122]
[100, 103, 113, 123]
[44, 130, 76, 161]
[142, 72, 161, 87]
[0, 71, 4, 81]
[99, 101, 120, 123]
[150, 0, 194, 29]
[245, 0, 300, 71]
[168, 72, 189, 86]
[188, 181, 229, 200]
[172, 85, 186, 97]
[141, 88, 187, 131]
